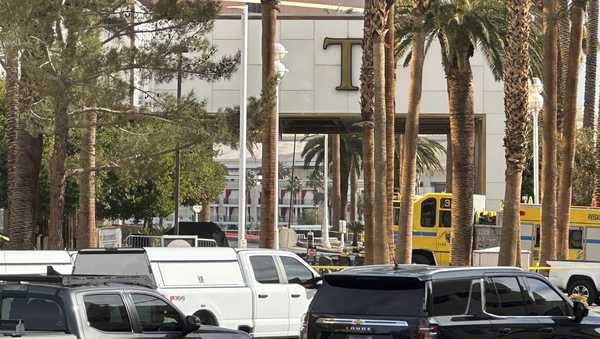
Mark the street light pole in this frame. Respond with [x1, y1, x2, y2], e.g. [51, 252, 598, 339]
[274, 43, 287, 250]
[322, 134, 330, 248]
[529, 78, 543, 205]
[174, 52, 183, 235]
[238, 5, 249, 248]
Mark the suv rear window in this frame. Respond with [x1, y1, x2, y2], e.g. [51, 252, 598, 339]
[74, 252, 150, 276]
[311, 275, 426, 316]
[432, 279, 475, 316]
[1, 296, 66, 332]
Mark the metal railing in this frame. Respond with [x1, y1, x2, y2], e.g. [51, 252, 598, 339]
[124, 235, 217, 248]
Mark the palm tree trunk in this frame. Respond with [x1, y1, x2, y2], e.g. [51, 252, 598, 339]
[373, 10, 390, 264]
[385, 3, 396, 257]
[360, 0, 375, 264]
[557, 1, 585, 260]
[396, 0, 426, 264]
[540, 0, 559, 267]
[201, 201, 211, 222]
[499, 0, 531, 267]
[5, 46, 19, 248]
[77, 110, 97, 249]
[557, 0, 570, 133]
[447, 66, 475, 267]
[350, 163, 357, 223]
[259, 0, 278, 249]
[331, 134, 342, 229]
[48, 96, 69, 250]
[584, 0, 598, 129]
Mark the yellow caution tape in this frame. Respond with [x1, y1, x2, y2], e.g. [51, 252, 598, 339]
[312, 265, 351, 270]
[0, 234, 10, 242]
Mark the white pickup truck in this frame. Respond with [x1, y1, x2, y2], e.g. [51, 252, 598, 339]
[548, 260, 600, 304]
[73, 247, 320, 338]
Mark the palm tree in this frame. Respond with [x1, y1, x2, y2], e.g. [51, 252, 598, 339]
[371, 0, 394, 264]
[78, 110, 97, 249]
[259, 0, 279, 249]
[558, 0, 570, 133]
[540, 0, 559, 267]
[394, 0, 427, 264]
[385, 2, 396, 259]
[584, 0, 598, 128]
[556, 0, 586, 260]
[360, 0, 376, 264]
[499, 0, 532, 267]
[397, 0, 505, 266]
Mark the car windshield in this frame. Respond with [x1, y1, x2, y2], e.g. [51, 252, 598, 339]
[0, 296, 67, 332]
[311, 275, 427, 317]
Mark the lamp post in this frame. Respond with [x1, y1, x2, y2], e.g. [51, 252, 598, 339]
[528, 78, 543, 205]
[322, 134, 330, 248]
[228, 5, 249, 248]
[274, 43, 287, 250]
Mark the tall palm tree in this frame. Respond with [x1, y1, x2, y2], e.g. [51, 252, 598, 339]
[558, 0, 570, 133]
[371, 0, 394, 264]
[394, 0, 427, 264]
[331, 135, 342, 229]
[584, 0, 599, 128]
[259, 0, 279, 249]
[360, 0, 376, 264]
[78, 110, 97, 249]
[540, 0, 559, 267]
[557, 0, 586, 260]
[397, 0, 505, 266]
[499, 0, 532, 267]
[385, 3, 396, 259]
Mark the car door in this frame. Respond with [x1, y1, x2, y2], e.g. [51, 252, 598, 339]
[247, 254, 289, 338]
[125, 292, 186, 339]
[277, 255, 318, 336]
[81, 293, 136, 339]
[521, 276, 600, 339]
[482, 276, 544, 339]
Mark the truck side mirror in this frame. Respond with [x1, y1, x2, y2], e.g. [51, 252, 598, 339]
[573, 301, 589, 323]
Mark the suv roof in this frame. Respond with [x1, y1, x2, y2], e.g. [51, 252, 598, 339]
[331, 265, 524, 280]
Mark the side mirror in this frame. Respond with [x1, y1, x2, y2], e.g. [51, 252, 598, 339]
[573, 301, 589, 323]
[183, 315, 201, 334]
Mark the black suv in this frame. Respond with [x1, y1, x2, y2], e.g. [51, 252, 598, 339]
[304, 265, 599, 339]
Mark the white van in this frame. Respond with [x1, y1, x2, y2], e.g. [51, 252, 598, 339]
[0, 250, 73, 274]
[73, 247, 320, 338]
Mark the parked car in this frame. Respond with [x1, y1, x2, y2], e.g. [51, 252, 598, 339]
[73, 247, 320, 338]
[0, 274, 250, 339]
[0, 250, 72, 274]
[303, 265, 599, 339]
[548, 260, 600, 304]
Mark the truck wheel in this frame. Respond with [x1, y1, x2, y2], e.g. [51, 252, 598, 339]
[194, 310, 218, 326]
[568, 279, 598, 305]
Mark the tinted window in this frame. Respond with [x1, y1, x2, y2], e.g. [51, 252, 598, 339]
[132, 294, 183, 332]
[524, 278, 570, 316]
[440, 210, 451, 228]
[485, 277, 527, 316]
[0, 297, 66, 331]
[250, 256, 280, 284]
[311, 275, 426, 316]
[281, 256, 313, 285]
[421, 198, 436, 227]
[74, 252, 150, 276]
[84, 294, 131, 332]
[432, 279, 473, 316]
[569, 229, 583, 250]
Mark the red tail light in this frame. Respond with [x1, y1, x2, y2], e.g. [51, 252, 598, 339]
[417, 320, 439, 339]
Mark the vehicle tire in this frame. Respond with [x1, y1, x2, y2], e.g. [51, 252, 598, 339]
[194, 310, 218, 326]
[412, 253, 433, 265]
[568, 278, 598, 305]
